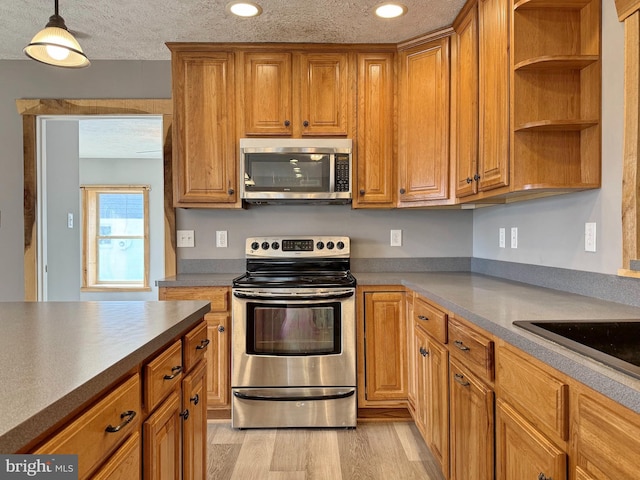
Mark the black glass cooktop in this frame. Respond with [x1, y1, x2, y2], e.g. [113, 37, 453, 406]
[513, 319, 640, 380]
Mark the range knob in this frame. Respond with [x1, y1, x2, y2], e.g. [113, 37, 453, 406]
[271, 242, 280, 250]
[261, 242, 270, 250]
[326, 241, 335, 250]
[316, 241, 325, 250]
[337, 241, 345, 250]
[251, 241, 260, 250]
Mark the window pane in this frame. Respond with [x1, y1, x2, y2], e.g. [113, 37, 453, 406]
[98, 238, 145, 282]
[98, 193, 144, 236]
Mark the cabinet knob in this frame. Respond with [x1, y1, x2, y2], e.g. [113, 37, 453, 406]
[473, 174, 481, 181]
[228, 188, 235, 195]
[420, 347, 429, 357]
[180, 409, 190, 421]
[537, 474, 550, 480]
[359, 189, 365, 195]
[466, 177, 473, 184]
[190, 394, 200, 405]
[284, 120, 291, 127]
[218, 325, 225, 333]
[399, 188, 406, 195]
[303, 120, 309, 127]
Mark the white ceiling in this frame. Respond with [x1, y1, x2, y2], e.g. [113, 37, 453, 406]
[2, 0, 466, 61]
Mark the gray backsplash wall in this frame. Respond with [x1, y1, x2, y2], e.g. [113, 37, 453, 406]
[176, 206, 474, 261]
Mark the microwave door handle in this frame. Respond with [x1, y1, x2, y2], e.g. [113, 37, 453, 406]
[232, 290, 354, 301]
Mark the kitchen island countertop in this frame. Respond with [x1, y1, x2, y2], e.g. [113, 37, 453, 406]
[158, 270, 640, 414]
[0, 300, 210, 453]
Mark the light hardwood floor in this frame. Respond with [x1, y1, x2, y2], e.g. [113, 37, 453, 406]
[207, 421, 446, 480]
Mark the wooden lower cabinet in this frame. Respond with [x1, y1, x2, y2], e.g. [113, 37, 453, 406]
[449, 356, 494, 480]
[143, 390, 182, 480]
[414, 325, 449, 477]
[571, 386, 640, 480]
[358, 287, 408, 407]
[496, 399, 567, 480]
[182, 361, 208, 480]
[159, 286, 231, 415]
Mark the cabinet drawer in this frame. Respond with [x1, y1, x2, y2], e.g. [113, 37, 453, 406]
[160, 287, 228, 311]
[183, 321, 209, 372]
[144, 340, 183, 411]
[34, 374, 141, 480]
[448, 317, 494, 382]
[91, 430, 141, 480]
[496, 344, 568, 441]
[413, 295, 447, 343]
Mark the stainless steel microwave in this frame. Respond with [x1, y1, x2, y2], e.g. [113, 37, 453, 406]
[240, 138, 352, 204]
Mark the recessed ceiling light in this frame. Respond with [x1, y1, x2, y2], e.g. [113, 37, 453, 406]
[375, 3, 407, 19]
[228, 2, 262, 17]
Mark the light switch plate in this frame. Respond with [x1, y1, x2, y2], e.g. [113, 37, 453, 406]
[390, 229, 402, 247]
[510, 227, 518, 249]
[177, 230, 195, 248]
[585, 222, 596, 252]
[216, 230, 228, 248]
[499, 228, 506, 248]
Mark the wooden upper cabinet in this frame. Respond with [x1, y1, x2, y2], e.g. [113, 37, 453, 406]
[170, 48, 239, 207]
[453, 1, 480, 198]
[239, 50, 351, 137]
[241, 52, 293, 136]
[478, 0, 510, 193]
[397, 38, 451, 206]
[354, 52, 396, 208]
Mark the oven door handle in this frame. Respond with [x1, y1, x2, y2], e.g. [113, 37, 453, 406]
[233, 389, 355, 402]
[233, 289, 355, 301]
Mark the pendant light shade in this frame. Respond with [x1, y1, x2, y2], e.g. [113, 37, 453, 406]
[24, 0, 90, 68]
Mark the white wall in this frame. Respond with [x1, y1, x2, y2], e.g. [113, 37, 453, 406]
[472, 0, 625, 275]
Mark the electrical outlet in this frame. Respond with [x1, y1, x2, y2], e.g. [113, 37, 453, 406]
[216, 230, 228, 248]
[499, 228, 506, 248]
[67, 213, 74, 229]
[510, 227, 518, 249]
[390, 229, 402, 247]
[177, 230, 195, 248]
[585, 222, 596, 252]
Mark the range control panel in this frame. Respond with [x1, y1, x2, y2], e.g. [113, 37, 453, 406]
[245, 236, 350, 258]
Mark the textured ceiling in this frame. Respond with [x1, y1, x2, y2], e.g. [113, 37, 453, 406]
[1, 0, 467, 61]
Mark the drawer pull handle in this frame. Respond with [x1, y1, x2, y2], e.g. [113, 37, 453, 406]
[196, 338, 210, 350]
[218, 325, 225, 333]
[180, 409, 190, 421]
[105, 410, 136, 433]
[190, 394, 200, 405]
[454, 373, 470, 387]
[454, 340, 470, 351]
[164, 365, 183, 380]
[417, 315, 429, 321]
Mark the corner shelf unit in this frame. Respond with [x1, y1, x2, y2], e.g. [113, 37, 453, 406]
[510, 0, 601, 191]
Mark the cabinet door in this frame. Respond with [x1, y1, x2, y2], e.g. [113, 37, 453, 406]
[496, 400, 566, 480]
[207, 312, 230, 408]
[241, 52, 292, 136]
[298, 53, 349, 136]
[426, 338, 449, 477]
[449, 357, 494, 480]
[363, 291, 407, 402]
[143, 390, 181, 480]
[478, 0, 509, 192]
[398, 38, 450, 205]
[182, 361, 207, 480]
[172, 51, 237, 206]
[354, 52, 395, 207]
[453, 2, 479, 198]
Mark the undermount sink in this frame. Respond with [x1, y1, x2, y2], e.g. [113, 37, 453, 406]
[513, 320, 640, 380]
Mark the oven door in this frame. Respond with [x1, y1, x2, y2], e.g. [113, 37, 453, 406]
[231, 288, 356, 388]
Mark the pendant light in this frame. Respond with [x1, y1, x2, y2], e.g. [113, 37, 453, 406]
[24, 0, 90, 68]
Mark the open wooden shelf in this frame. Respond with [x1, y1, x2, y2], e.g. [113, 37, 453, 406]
[514, 0, 591, 10]
[515, 120, 599, 132]
[514, 55, 599, 71]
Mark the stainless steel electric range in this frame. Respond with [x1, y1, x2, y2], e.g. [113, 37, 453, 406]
[231, 235, 357, 428]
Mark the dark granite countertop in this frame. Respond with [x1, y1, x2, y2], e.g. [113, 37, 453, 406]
[156, 271, 640, 414]
[0, 300, 210, 453]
